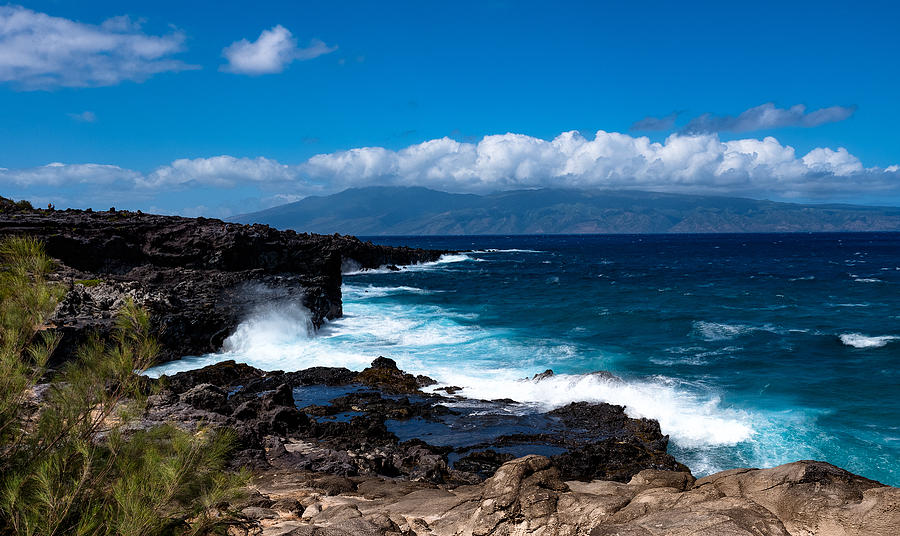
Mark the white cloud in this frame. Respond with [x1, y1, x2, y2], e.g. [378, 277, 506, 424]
[300, 131, 900, 200]
[141, 156, 302, 188]
[0, 5, 196, 89]
[221, 25, 336, 75]
[0, 162, 140, 186]
[2, 131, 898, 215]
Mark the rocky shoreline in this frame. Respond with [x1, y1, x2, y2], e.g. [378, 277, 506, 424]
[3, 202, 898, 535]
[148, 358, 899, 536]
[0, 201, 444, 364]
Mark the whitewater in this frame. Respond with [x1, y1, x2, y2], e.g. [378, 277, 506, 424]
[148, 233, 900, 485]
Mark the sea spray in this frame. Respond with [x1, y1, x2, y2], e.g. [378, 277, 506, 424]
[147, 234, 900, 485]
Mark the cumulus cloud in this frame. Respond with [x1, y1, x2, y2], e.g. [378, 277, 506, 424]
[2, 131, 898, 215]
[0, 5, 196, 89]
[0, 162, 141, 186]
[683, 103, 856, 133]
[221, 25, 336, 75]
[299, 131, 899, 200]
[141, 156, 303, 188]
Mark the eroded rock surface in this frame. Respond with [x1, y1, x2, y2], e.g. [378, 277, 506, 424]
[143, 359, 689, 487]
[229, 456, 899, 536]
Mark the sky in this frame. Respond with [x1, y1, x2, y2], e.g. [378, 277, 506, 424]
[1, 0, 899, 216]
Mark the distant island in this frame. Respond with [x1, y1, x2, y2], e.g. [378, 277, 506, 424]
[233, 186, 900, 235]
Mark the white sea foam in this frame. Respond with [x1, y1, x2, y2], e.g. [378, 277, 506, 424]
[839, 333, 899, 349]
[343, 253, 475, 275]
[342, 284, 434, 298]
[147, 283, 757, 449]
[424, 371, 754, 447]
[469, 249, 544, 253]
[854, 278, 883, 283]
[692, 321, 754, 341]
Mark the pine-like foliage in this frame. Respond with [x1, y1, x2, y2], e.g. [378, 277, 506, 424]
[0, 236, 247, 536]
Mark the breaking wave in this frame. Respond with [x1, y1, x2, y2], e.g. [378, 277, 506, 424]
[149, 283, 758, 454]
[840, 333, 899, 349]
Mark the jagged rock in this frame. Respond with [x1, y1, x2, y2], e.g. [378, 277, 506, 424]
[178, 383, 228, 413]
[240, 458, 900, 536]
[165, 360, 265, 394]
[552, 438, 689, 483]
[354, 357, 422, 394]
[532, 369, 555, 381]
[469, 455, 569, 535]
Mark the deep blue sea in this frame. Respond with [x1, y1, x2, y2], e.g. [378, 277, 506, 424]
[150, 233, 900, 485]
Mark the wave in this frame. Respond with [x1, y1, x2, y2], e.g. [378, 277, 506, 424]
[469, 249, 544, 253]
[839, 333, 899, 349]
[854, 278, 883, 283]
[343, 253, 476, 275]
[424, 371, 754, 448]
[148, 285, 756, 451]
[692, 321, 779, 341]
[342, 284, 435, 298]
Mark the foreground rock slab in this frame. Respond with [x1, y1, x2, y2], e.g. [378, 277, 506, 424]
[239, 456, 899, 536]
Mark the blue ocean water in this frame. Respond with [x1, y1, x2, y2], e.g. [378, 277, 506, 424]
[150, 233, 900, 485]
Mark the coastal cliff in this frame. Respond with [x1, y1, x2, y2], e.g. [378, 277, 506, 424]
[0, 200, 443, 364]
[3, 201, 897, 535]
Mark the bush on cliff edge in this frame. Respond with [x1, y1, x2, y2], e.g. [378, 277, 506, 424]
[0, 236, 246, 536]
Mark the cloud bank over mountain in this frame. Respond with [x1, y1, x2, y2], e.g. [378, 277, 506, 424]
[2, 130, 898, 215]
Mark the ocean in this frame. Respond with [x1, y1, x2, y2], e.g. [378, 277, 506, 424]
[148, 233, 900, 485]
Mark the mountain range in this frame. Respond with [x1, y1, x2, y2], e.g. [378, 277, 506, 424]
[232, 186, 900, 235]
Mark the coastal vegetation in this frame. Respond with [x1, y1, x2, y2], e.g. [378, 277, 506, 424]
[0, 236, 245, 536]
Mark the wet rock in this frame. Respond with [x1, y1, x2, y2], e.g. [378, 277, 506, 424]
[309, 391, 454, 421]
[532, 369, 555, 381]
[415, 374, 437, 388]
[354, 357, 422, 394]
[454, 450, 516, 479]
[552, 438, 689, 482]
[547, 401, 664, 446]
[164, 360, 265, 394]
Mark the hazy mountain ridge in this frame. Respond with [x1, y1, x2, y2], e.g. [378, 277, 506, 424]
[233, 187, 900, 234]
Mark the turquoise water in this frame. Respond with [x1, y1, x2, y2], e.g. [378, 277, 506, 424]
[149, 233, 900, 485]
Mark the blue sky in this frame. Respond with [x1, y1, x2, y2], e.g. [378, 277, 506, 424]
[1, 0, 899, 215]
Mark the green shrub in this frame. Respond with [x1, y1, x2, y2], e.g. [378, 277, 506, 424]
[73, 279, 102, 288]
[0, 236, 247, 536]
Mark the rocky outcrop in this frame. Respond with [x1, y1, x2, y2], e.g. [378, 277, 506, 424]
[0, 205, 444, 364]
[143, 359, 688, 486]
[232, 456, 900, 536]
